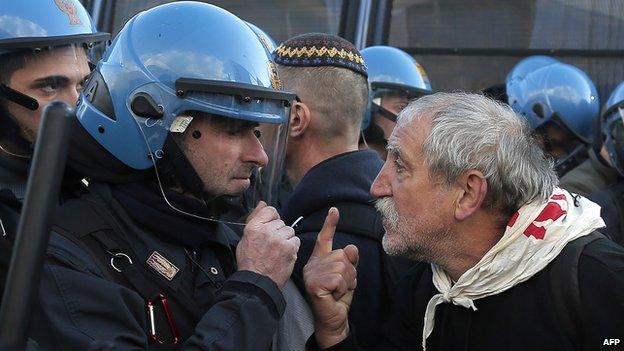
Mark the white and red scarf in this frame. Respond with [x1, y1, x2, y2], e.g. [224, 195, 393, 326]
[422, 188, 605, 350]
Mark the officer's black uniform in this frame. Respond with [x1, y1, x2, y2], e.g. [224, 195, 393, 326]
[587, 184, 624, 245]
[35, 181, 285, 350]
[0, 152, 28, 299]
[283, 150, 413, 349]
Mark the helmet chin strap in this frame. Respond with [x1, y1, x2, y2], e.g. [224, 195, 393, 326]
[0, 84, 39, 111]
[0, 83, 42, 159]
[161, 134, 211, 202]
[362, 102, 398, 148]
[371, 101, 398, 123]
[553, 143, 588, 178]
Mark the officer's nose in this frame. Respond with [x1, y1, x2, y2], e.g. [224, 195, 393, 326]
[370, 161, 393, 198]
[243, 133, 269, 168]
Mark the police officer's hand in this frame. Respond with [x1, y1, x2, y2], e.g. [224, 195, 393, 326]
[237, 201, 300, 289]
[303, 208, 359, 349]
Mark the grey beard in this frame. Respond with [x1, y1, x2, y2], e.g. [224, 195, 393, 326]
[375, 196, 454, 263]
[375, 197, 399, 231]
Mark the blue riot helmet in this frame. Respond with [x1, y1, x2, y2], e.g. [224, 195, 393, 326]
[360, 46, 432, 157]
[75, 2, 296, 221]
[0, 0, 108, 110]
[505, 55, 558, 84]
[506, 62, 599, 176]
[246, 21, 277, 54]
[507, 62, 598, 142]
[0, 0, 108, 158]
[601, 82, 624, 176]
[482, 56, 557, 105]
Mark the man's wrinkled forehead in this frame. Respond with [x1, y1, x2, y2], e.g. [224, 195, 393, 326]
[388, 112, 432, 157]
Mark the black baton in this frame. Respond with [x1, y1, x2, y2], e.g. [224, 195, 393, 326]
[0, 101, 74, 349]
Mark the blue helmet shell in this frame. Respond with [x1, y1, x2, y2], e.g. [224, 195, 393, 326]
[360, 46, 432, 129]
[362, 45, 432, 93]
[602, 81, 624, 175]
[0, 0, 108, 54]
[507, 62, 599, 143]
[246, 21, 277, 54]
[604, 81, 624, 118]
[505, 55, 558, 84]
[76, 1, 293, 170]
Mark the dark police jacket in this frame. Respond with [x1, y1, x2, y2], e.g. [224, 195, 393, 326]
[588, 183, 624, 245]
[34, 182, 285, 350]
[309, 235, 624, 351]
[282, 150, 413, 349]
[0, 153, 28, 299]
[559, 149, 619, 196]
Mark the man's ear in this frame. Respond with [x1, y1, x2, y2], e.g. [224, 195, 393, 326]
[454, 170, 488, 221]
[289, 101, 311, 138]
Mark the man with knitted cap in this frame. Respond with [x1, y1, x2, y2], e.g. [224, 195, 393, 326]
[273, 33, 411, 348]
[303, 92, 624, 350]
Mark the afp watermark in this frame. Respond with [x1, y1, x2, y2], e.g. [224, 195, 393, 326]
[603, 338, 620, 346]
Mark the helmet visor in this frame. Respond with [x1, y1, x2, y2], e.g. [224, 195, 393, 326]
[604, 107, 624, 176]
[0, 44, 91, 110]
[0, 44, 90, 153]
[371, 88, 413, 123]
[131, 83, 294, 226]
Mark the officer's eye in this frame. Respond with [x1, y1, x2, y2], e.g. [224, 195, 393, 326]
[41, 83, 59, 93]
[395, 102, 408, 111]
[31, 76, 70, 96]
[253, 129, 262, 138]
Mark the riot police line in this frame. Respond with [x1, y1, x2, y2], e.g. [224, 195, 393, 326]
[0, 1, 623, 350]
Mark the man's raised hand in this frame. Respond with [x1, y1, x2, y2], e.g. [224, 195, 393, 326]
[304, 207, 359, 349]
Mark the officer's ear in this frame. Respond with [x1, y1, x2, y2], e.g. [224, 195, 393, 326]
[289, 101, 311, 138]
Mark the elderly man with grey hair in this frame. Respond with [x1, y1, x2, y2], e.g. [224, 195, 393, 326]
[303, 92, 624, 351]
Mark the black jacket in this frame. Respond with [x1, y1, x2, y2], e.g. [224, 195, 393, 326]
[34, 182, 286, 350]
[588, 183, 624, 245]
[310, 236, 624, 351]
[282, 150, 414, 349]
[0, 153, 28, 300]
[559, 149, 619, 196]
[0, 152, 86, 300]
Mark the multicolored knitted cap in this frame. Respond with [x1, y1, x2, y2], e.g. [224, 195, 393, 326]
[273, 33, 367, 77]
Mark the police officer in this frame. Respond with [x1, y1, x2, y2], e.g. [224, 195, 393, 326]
[359, 46, 432, 160]
[586, 81, 624, 244]
[0, 0, 107, 297]
[34, 3, 304, 349]
[506, 61, 600, 177]
[560, 82, 624, 195]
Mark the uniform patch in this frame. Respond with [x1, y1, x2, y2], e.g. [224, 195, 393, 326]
[146, 251, 179, 281]
[54, 0, 83, 25]
[268, 61, 282, 90]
